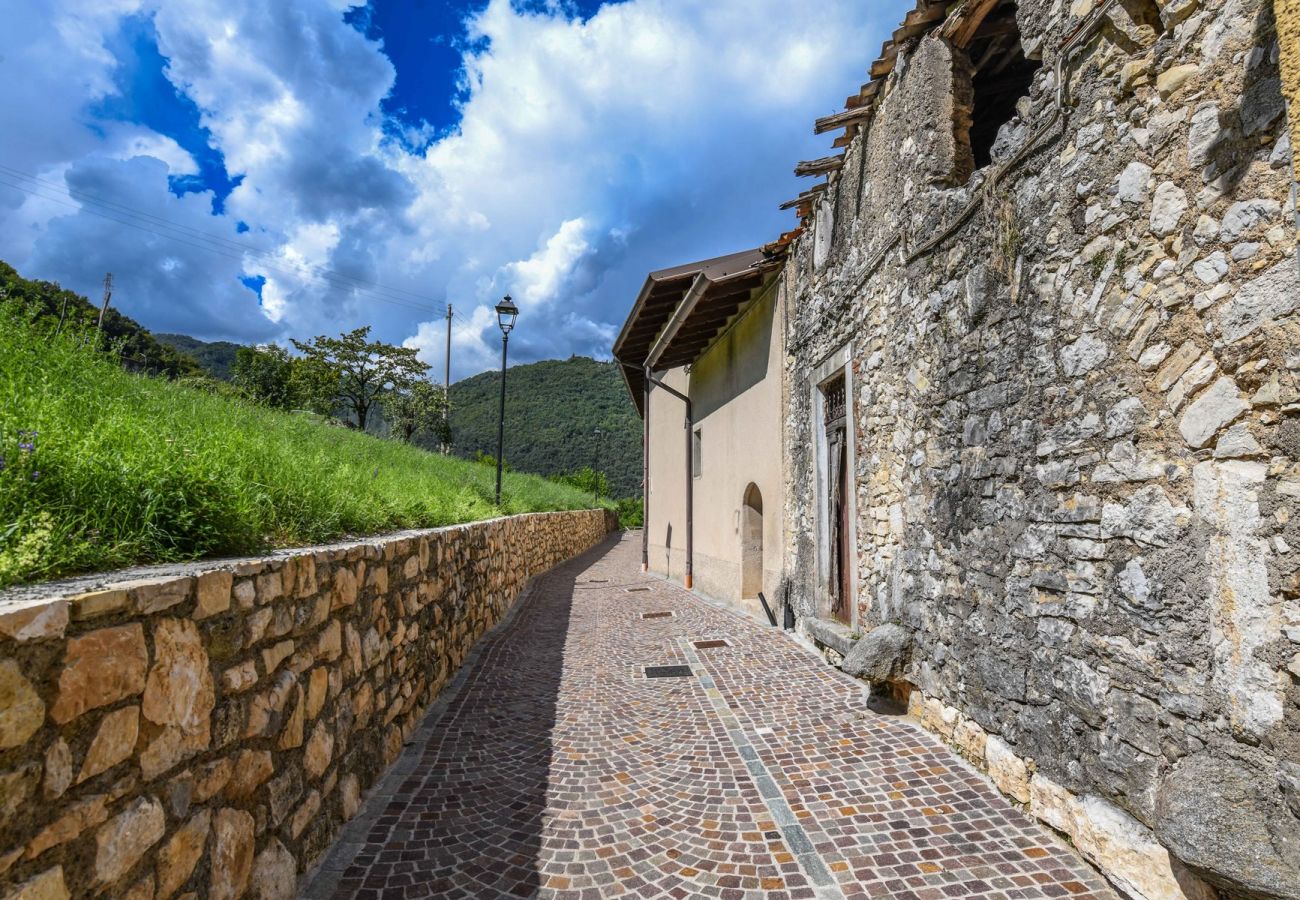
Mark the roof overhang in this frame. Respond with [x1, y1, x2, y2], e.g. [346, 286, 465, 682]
[612, 248, 784, 415]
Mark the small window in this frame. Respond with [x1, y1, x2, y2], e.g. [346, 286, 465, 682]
[692, 428, 702, 478]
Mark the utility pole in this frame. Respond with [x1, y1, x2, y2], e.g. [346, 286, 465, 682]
[443, 304, 453, 451]
[96, 273, 113, 343]
[593, 428, 603, 502]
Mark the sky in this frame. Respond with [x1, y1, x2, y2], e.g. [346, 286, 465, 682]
[0, 0, 911, 380]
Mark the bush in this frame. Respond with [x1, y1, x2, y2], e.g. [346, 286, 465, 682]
[615, 497, 644, 529]
[0, 305, 601, 586]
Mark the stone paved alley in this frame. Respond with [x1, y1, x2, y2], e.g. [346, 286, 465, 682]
[305, 533, 1116, 899]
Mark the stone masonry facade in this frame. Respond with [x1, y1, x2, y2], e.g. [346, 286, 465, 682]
[0, 509, 615, 900]
[780, 0, 1299, 897]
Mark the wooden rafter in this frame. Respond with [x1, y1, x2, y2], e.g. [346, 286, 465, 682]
[814, 105, 874, 135]
[794, 155, 845, 177]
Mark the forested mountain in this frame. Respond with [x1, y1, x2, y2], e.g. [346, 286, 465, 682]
[444, 356, 642, 498]
[0, 261, 201, 378]
[155, 333, 242, 380]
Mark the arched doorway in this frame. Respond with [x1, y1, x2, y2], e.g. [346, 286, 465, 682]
[741, 484, 763, 599]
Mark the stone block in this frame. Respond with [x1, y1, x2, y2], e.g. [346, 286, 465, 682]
[194, 571, 233, 620]
[840, 624, 912, 683]
[122, 576, 193, 614]
[4, 866, 70, 900]
[986, 736, 1030, 803]
[0, 599, 68, 643]
[155, 808, 210, 898]
[78, 706, 139, 783]
[0, 660, 45, 750]
[250, 838, 297, 900]
[94, 796, 165, 885]
[210, 808, 255, 900]
[50, 624, 147, 724]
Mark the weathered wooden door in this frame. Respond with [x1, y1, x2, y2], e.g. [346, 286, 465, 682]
[824, 375, 851, 625]
[833, 434, 851, 624]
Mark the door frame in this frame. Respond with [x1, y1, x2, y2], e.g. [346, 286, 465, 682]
[810, 343, 857, 629]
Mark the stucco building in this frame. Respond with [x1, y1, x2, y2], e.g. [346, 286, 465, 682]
[617, 0, 1300, 895]
[613, 250, 786, 621]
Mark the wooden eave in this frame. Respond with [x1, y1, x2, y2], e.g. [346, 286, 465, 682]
[794, 155, 845, 177]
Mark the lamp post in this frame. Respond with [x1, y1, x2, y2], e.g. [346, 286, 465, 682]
[493, 295, 518, 507]
[592, 428, 603, 502]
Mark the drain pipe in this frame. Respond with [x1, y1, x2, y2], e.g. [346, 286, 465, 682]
[642, 372, 651, 572]
[645, 367, 694, 590]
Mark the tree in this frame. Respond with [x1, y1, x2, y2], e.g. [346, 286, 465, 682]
[287, 356, 340, 417]
[291, 326, 428, 431]
[232, 345, 295, 409]
[382, 380, 450, 444]
[554, 466, 608, 499]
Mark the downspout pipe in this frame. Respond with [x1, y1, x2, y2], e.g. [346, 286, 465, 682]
[645, 368, 694, 591]
[642, 372, 650, 571]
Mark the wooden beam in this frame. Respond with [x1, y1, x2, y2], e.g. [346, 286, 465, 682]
[944, 0, 1005, 48]
[778, 184, 827, 211]
[814, 105, 874, 135]
[794, 155, 845, 177]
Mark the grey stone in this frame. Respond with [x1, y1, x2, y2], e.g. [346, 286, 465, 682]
[1060, 333, 1109, 376]
[1116, 161, 1153, 202]
[1104, 397, 1146, 437]
[1219, 199, 1281, 242]
[803, 617, 855, 658]
[1149, 181, 1188, 236]
[1191, 251, 1228, 285]
[1240, 77, 1285, 135]
[1178, 376, 1247, 448]
[1218, 259, 1300, 343]
[840, 624, 912, 683]
[1212, 423, 1263, 458]
[1156, 754, 1300, 897]
[1101, 485, 1188, 547]
[1187, 103, 1225, 165]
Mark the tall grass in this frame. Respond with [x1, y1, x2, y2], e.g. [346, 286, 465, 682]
[0, 305, 604, 586]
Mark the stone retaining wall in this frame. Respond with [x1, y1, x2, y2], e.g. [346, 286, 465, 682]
[0, 509, 616, 899]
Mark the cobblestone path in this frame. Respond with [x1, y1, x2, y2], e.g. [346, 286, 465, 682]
[306, 533, 1115, 900]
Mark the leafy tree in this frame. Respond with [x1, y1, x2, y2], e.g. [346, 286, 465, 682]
[554, 466, 608, 499]
[291, 326, 428, 431]
[615, 497, 644, 529]
[232, 345, 295, 409]
[382, 381, 450, 445]
[287, 356, 339, 416]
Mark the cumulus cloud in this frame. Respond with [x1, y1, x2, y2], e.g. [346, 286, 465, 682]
[0, 0, 908, 374]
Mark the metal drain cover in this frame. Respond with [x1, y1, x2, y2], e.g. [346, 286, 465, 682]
[645, 665, 693, 678]
[693, 639, 730, 649]
[625, 586, 651, 593]
[641, 611, 673, 619]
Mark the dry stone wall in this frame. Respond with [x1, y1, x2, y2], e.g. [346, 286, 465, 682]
[0, 509, 614, 899]
[782, 0, 1298, 896]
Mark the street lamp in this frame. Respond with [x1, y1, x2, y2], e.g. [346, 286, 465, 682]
[592, 428, 604, 502]
[494, 295, 518, 506]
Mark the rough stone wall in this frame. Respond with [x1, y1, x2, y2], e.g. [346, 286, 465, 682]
[783, 0, 1298, 895]
[0, 509, 615, 899]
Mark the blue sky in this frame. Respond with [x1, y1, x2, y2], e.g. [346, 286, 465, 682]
[0, 0, 910, 379]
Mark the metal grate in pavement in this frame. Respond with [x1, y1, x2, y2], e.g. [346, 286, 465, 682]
[641, 611, 674, 619]
[693, 639, 730, 649]
[644, 665, 693, 678]
[625, 586, 651, 592]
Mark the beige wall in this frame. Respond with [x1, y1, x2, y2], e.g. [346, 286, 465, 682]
[645, 281, 784, 619]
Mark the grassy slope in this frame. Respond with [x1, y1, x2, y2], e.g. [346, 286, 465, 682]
[0, 307, 603, 587]
[446, 356, 642, 497]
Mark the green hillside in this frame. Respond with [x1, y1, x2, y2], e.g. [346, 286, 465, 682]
[155, 332, 242, 380]
[0, 261, 201, 379]
[445, 356, 642, 498]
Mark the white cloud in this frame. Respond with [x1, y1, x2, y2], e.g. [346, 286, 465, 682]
[0, 0, 911, 372]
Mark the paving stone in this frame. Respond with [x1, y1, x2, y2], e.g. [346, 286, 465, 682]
[309, 534, 1114, 899]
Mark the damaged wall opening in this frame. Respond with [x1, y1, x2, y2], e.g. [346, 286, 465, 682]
[961, 1, 1043, 173]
